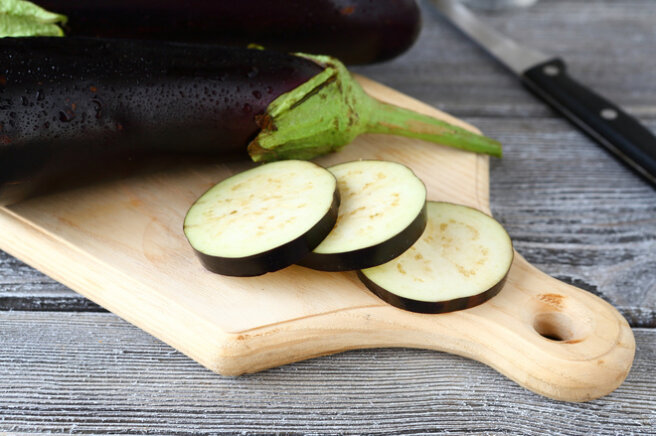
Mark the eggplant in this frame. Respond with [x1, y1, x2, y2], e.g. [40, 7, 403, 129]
[0, 37, 501, 205]
[184, 160, 339, 276]
[33, 0, 421, 65]
[0, 37, 323, 203]
[358, 202, 514, 314]
[298, 160, 427, 271]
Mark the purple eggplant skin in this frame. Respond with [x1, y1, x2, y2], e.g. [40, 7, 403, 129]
[0, 37, 324, 205]
[357, 271, 508, 314]
[35, 0, 421, 65]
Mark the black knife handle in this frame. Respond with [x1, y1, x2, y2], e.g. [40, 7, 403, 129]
[522, 58, 656, 186]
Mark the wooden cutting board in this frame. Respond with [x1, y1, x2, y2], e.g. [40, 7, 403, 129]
[0, 76, 634, 402]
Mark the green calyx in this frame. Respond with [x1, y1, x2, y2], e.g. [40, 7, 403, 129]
[0, 0, 67, 38]
[248, 53, 502, 163]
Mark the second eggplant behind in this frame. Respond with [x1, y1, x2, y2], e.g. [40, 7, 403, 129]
[34, 0, 422, 65]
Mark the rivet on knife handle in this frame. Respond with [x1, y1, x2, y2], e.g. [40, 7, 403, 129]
[522, 58, 656, 186]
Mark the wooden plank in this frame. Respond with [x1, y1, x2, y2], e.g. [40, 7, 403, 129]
[0, 312, 652, 434]
[479, 116, 656, 329]
[0, 240, 104, 311]
[0, 251, 103, 311]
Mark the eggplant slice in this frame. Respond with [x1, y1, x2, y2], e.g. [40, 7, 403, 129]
[298, 160, 427, 271]
[358, 202, 514, 313]
[184, 160, 339, 276]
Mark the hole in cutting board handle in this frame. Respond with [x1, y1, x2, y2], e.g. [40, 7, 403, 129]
[533, 312, 575, 342]
[531, 292, 595, 344]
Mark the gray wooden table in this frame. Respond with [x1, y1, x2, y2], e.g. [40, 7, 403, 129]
[1, 0, 655, 434]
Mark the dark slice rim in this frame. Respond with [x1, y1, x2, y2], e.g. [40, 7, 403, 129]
[296, 201, 427, 272]
[192, 187, 340, 277]
[357, 268, 511, 314]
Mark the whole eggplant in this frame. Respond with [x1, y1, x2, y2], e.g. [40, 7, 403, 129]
[0, 37, 323, 204]
[33, 0, 421, 64]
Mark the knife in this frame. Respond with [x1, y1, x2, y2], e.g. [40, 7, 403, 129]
[431, 0, 656, 186]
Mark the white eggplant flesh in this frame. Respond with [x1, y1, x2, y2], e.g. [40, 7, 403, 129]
[298, 160, 427, 271]
[184, 160, 339, 276]
[358, 202, 513, 313]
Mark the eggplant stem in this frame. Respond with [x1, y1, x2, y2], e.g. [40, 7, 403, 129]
[366, 99, 502, 157]
[248, 53, 503, 162]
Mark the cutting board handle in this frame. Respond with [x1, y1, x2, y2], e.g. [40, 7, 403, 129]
[224, 253, 634, 402]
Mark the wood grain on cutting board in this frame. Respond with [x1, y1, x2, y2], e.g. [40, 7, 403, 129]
[0, 76, 634, 402]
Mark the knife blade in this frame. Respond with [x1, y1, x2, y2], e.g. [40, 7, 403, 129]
[431, 0, 656, 186]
